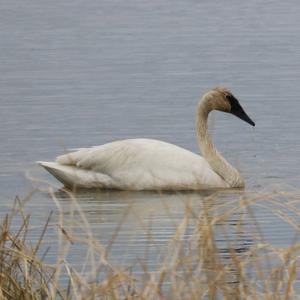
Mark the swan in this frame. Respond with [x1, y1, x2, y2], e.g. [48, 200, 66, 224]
[38, 87, 255, 190]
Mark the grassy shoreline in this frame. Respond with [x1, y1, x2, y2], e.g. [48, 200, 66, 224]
[0, 187, 299, 299]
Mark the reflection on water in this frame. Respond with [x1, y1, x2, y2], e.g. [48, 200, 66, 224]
[51, 189, 255, 287]
[3, 183, 299, 293]
[42, 187, 297, 292]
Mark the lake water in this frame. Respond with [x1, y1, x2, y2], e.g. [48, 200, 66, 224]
[1, 0, 300, 291]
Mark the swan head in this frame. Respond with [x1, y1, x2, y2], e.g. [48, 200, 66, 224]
[204, 87, 255, 126]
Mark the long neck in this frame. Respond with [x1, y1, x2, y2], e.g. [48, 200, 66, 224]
[196, 97, 244, 188]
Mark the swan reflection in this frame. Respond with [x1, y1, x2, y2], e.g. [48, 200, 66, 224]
[53, 188, 254, 290]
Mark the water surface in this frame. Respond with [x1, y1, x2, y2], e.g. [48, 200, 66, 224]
[1, 0, 300, 288]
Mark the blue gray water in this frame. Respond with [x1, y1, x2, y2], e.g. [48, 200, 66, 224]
[1, 0, 300, 286]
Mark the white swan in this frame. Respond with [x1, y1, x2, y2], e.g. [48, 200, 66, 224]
[39, 87, 255, 190]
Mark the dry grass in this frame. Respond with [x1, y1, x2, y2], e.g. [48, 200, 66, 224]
[0, 186, 300, 299]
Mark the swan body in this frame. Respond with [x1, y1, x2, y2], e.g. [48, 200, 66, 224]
[39, 87, 255, 190]
[39, 139, 227, 189]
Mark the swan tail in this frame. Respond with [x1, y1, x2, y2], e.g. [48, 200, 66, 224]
[38, 161, 115, 188]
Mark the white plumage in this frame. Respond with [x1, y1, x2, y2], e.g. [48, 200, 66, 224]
[39, 87, 255, 190]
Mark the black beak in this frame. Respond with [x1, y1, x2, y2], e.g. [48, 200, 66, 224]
[229, 96, 255, 126]
[231, 107, 255, 126]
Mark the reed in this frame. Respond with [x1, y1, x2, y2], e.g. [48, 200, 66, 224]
[0, 186, 299, 299]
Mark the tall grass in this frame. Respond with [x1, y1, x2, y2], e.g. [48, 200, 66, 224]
[0, 186, 299, 299]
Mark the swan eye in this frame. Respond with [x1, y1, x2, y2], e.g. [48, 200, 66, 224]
[226, 94, 240, 110]
[225, 94, 233, 101]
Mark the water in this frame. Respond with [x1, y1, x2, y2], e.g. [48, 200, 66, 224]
[1, 0, 300, 290]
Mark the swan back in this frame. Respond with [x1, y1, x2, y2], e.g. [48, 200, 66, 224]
[41, 139, 228, 190]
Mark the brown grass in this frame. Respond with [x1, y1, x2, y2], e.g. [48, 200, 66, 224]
[0, 186, 299, 299]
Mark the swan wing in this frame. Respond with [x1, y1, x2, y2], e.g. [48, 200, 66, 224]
[54, 139, 227, 189]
